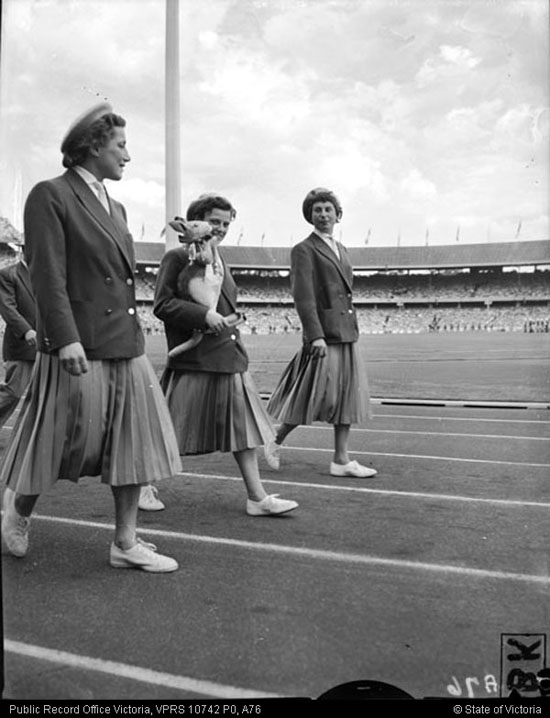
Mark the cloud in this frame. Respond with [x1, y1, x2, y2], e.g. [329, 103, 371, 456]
[0, 0, 548, 248]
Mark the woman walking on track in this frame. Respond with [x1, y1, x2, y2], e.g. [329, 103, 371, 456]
[153, 193, 298, 517]
[0, 103, 182, 572]
[266, 187, 377, 479]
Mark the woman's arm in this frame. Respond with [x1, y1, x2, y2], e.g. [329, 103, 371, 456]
[24, 181, 81, 351]
[291, 242, 325, 343]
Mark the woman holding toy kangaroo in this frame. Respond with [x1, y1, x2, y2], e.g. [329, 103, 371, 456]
[153, 193, 298, 517]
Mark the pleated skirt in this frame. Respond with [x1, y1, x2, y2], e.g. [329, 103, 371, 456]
[0, 353, 182, 494]
[160, 369, 275, 455]
[267, 342, 372, 425]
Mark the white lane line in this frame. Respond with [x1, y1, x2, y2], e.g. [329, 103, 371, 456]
[272, 445, 550, 468]
[374, 414, 550, 424]
[301, 425, 550, 441]
[4, 640, 283, 699]
[372, 398, 550, 409]
[33, 515, 550, 585]
[176, 472, 550, 508]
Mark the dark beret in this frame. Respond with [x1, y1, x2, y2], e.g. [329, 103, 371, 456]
[60, 102, 113, 155]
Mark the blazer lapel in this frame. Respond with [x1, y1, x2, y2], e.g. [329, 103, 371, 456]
[218, 256, 238, 313]
[307, 234, 353, 292]
[64, 170, 134, 273]
[18, 262, 34, 300]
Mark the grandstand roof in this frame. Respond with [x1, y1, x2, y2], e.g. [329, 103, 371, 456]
[135, 239, 550, 271]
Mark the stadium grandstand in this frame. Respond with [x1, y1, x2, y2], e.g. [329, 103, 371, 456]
[1, 224, 548, 336]
[133, 238, 550, 336]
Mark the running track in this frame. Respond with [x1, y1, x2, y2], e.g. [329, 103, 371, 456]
[2, 400, 549, 700]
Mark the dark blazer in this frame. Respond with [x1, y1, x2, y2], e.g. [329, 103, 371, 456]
[0, 261, 37, 362]
[291, 233, 359, 344]
[23, 169, 144, 360]
[153, 246, 248, 374]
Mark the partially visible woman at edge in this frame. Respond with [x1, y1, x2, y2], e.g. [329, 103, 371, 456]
[153, 193, 299, 516]
[265, 187, 377, 479]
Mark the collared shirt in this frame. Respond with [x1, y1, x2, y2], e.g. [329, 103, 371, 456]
[313, 229, 340, 259]
[73, 166, 110, 213]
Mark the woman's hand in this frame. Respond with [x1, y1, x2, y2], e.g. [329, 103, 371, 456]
[24, 329, 37, 348]
[309, 338, 327, 359]
[205, 310, 228, 333]
[59, 342, 89, 375]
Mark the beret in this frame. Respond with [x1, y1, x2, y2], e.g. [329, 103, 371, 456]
[60, 101, 113, 154]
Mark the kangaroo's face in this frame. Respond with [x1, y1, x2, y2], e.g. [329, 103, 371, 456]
[169, 218, 214, 266]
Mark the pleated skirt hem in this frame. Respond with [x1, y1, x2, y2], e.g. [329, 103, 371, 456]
[266, 342, 372, 425]
[0, 353, 182, 494]
[161, 369, 275, 455]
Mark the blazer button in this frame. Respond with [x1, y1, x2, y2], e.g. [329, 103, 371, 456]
[105, 277, 113, 284]
[126, 278, 133, 286]
[348, 309, 353, 314]
[128, 308, 135, 315]
[105, 309, 113, 315]
[230, 334, 236, 340]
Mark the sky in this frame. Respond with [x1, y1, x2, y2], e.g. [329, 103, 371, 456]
[0, 0, 548, 248]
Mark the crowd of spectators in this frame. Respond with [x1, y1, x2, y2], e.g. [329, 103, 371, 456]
[134, 268, 550, 304]
[1, 265, 548, 341]
[355, 305, 550, 334]
[0, 298, 547, 341]
[133, 303, 548, 336]
[351, 269, 550, 302]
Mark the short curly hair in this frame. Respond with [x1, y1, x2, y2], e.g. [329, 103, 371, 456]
[186, 194, 237, 222]
[302, 187, 343, 224]
[62, 113, 126, 169]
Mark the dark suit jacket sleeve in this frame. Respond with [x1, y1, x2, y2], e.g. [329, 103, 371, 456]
[24, 181, 80, 349]
[290, 242, 325, 343]
[153, 248, 210, 330]
[0, 267, 33, 339]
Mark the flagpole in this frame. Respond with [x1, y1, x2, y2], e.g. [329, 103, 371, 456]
[165, 0, 181, 251]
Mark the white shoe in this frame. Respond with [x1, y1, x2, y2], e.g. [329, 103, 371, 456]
[263, 440, 281, 470]
[138, 484, 165, 511]
[330, 460, 378, 478]
[246, 494, 298, 516]
[1, 487, 30, 557]
[110, 539, 178, 572]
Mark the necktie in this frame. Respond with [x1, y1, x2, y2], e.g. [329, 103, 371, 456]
[92, 181, 110, 214]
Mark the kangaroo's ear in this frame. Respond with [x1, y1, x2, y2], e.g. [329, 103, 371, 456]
[169, 217, 188, 234]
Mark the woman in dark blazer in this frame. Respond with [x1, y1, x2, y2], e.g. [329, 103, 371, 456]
[0, 258, 36, 428]
[266, 187, 377, 479]
[154, 194, 298, 517]
[0, 104, 181, 572]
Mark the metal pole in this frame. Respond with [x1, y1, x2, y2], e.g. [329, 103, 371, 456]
[165, 0, 181, 251]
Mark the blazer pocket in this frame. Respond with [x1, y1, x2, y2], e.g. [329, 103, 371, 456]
[319, 308, 343, 341]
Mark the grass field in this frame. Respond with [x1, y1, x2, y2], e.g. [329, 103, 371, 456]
[146, 331, 550, 404]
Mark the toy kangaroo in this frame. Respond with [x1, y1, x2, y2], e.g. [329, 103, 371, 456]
[167, 217, 244, 357]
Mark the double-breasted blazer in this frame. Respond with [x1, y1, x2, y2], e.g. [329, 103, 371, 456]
[290, 233, 359, 345]
[23, 169, 144, 360]
[0, 261, 37, 362]
[153, 247, 248, 374]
